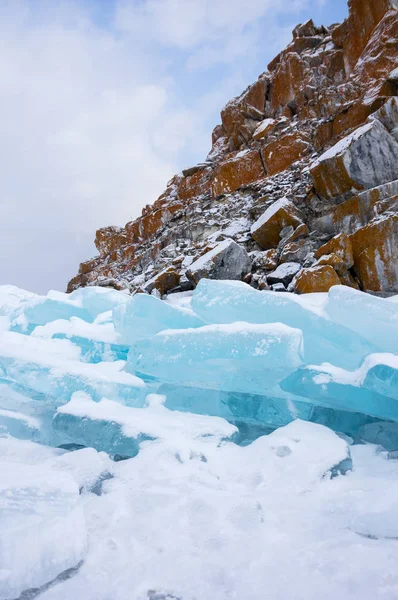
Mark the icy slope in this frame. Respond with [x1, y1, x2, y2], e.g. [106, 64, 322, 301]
[1, 282, 398, 599]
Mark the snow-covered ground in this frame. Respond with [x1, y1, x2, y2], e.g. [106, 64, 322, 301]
[1, 282, 398, 599]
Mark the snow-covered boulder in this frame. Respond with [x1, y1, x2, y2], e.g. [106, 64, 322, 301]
[187, 239, 251, 285]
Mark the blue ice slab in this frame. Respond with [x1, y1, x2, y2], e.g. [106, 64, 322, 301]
[31, 316, 128, 363]
[113, 293, 205, 344]
[191, 280, 378, 368]
[157, 383, 314, 427]
[362, 355, 398, 400]
[126, 322, 304, 395]
[281, 363, 398, 422]
[359, 422, 398, 451]
[0, 333, 145, 405]
[53, 409, 144, 457]
[0, 408, 41, 441]
[0, 285, 36, 317]
[53, 392, 237, 457]
[68, 286, 130, 319]
[10, 296, 92, 333]
[51, 334, 129, 363]
[0, 377, 69, 445]
[326, 286, 398, 353]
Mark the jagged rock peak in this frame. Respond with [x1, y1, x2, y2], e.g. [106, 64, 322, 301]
[68, 0, 398, 297]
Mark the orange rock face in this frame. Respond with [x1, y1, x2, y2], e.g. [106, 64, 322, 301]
[314, 232, 354, 269]
[139, 203, 183, 239]
[220, 79, 267, 149]
[176, 168, 212, 201]
[262, 132, 312, 176]
[336, 0, 396, 74]
[143, 267, 180, 296]
[315, 253, 346, 275]
[251, 198, 304, 249]
[293, 265, 342, 294]
[269, 52, 306, 116]
[212, 150, 265, 197]
[349, 215, 398, 292]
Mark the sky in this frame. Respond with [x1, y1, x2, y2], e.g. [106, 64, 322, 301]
[0, 0, 348, 294]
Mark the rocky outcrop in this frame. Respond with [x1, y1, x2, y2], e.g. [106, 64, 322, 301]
[68, 0, 398, 296]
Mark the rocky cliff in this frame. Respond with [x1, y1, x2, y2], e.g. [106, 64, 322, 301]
[68, 0, 398, 297]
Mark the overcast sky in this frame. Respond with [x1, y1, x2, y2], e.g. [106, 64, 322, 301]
[0, 0, 348, 294]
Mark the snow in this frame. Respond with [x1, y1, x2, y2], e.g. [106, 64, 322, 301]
[0, 460, 86, 599]
[250, 196, 294, 234]
[310, 121, 374, 167]
[2, 282, 398, 598]
[253, 117, 275, 138]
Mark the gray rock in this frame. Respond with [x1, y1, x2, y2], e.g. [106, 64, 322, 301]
[187, 239, 251, 285]
[280, 238, 312, 263]
[271, 282, 287, 292]
[267, 262, 302, 286]
[372, 97, 398, 142]
[310, 118, 398, 200]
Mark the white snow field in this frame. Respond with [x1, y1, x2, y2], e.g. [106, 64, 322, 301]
[1, 282, 398, 599]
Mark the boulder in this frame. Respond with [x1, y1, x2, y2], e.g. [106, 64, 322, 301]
[252, 118, 276, 141]
[349, 214, 398, 292]
[372, 97, 398, 141]
[262, 132, 312, 176]
[252, 249, 278, 271]
[279, 223, 309, 249]
[251, 198, 304, 249]
[177, 167, 212, 201]
[95, 226, 125, 256]
[187, 239, 251, 285]
[142, 267, 180, 296]
[314, 253, 346, 275]
[212, 150, 265, 197]
[280, 238, 312, 264]
[314, 232, 354, 269]
[293, 266, 342, 294]
[267, 263, 302, 286]
[310, 119, 398, 200]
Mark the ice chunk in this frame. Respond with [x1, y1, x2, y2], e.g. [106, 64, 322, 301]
[126, 322, 304, 395]
[0, 332, 145, 404]
[32, 317, 128, 363]
[157, 382, 314, 429]
[361, 353, 398, 400]
[113, 293, 204, 345]
[359, 422, 398, 451]
[325, 285, 398, 353]
[282, 353, 398, 422]
[53, 392, 237, 458]
[0, 284, 36, 316]
[191, 279, 378, 368]
[67, 286, 130, 319]
[46, 447, 114, 494]
[0, 407, 40, 440]
[0, 462, 86, 599]
[10, 295, 92, 333]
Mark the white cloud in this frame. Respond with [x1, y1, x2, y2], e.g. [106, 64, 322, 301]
[0, 1, 212, 293]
